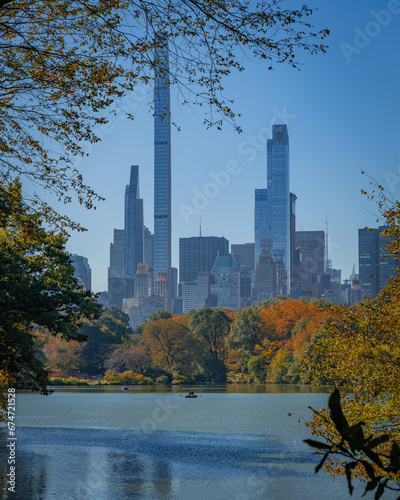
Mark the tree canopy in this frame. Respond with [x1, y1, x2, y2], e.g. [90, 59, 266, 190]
[305, 185, 400, 498]
[0, 180, 101, 418]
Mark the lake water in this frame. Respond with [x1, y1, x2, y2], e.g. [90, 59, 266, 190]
[0, 384, 387, 499]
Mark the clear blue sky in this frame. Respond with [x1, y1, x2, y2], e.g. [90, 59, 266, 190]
[63, 0, 400, 292]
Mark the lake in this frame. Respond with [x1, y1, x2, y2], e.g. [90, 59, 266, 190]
[0, 384, 387, 499]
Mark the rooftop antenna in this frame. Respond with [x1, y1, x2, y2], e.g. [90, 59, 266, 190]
[199, 217, 202, 237]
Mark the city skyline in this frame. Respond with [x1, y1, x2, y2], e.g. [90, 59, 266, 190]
[64, 1, 400, 292]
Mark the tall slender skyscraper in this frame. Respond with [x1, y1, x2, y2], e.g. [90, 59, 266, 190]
[255, 124, 290, 296]
[154, 41, 171, 308]
[124, 165, 144, 278]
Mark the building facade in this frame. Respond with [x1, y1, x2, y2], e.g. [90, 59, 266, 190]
[179, 236, 229, 283]
[379, 225, 397, 290]
[293, 230, 325, 297]
[182, 272, 210, 313]
[134, 263, 152, 297]
[108, 229, 125, 282]
[231, 243, 255, 271]
[143, 225, 154, 270]
[255, 124, 290, 296]
[153, 41, 172, 307]
[254, 189, 268, 266]
[210, 254, 240, 310]
[358, 225, 398, 296]
[70, 254, 92, 290]
[358, 227, 380, 296]
[124, 165, 144, 278]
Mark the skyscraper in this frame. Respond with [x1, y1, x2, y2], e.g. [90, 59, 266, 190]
[379, 225, 397, 290]
[179, 236, 229, 283]
[143, 225, 154, 270]
[124, 165, 144, 278]
[294, 230, 325, 295]
[108, 229, 125, 281]
[254, 189, 268, 266]
[231, 243, 255, 271]
[70, 254, 92, 290]
[210, 254, 240, 310]
[358, 227, 380, 296]
[254, 124, 290, 295]
[153, 41, 171, 307]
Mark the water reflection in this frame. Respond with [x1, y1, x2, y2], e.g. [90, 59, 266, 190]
[1, 426, 319, 500]
[0, 388, 353, 500]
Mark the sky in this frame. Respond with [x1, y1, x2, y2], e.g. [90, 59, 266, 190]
[61, 0, 400, 292]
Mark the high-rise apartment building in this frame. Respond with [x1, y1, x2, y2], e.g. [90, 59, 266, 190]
[231, 243, 255, 271]
[358, 225, 397, 295]
[210, 254, 240, 310]
[254, 189, 268, 266]
[290, 193, 297, 295]
[254, 124, 290, 295]
[143, 225, 154, 270]
[70, 254, 92, 290]
[134, 263, 152, 297]
[179, 236, 229, 283]
[379, 225, 397, 290]
[358, 227, 380, 296]
[125, 165, 144, 278]
[293, 231, 325, 296]
[153, 41, 171, 307]
[108, 229, 125, 281]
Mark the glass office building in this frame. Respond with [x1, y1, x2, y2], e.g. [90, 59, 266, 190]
[255, 124, 290, 295]
[254, 189, 269, 266]
[358, 227, 380, 296]
[124, 165, 144, 278]
[154, 42, 171, 306]
[179, 236, 229, 283]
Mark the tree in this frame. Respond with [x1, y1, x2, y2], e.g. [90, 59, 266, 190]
[305, 184, 400, 497]
[0, 0, 328, 226]
[143, 318, 199, 375]
[190, 308, 231, 381]
[76, 308, 133, 375]
[43, 336, 84, 376]
[228, 305, 264, 370]
[104, 346, 150, 373]
[0, 180, 101, 418]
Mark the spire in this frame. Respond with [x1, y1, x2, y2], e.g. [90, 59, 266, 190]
[199, 218, 202, 237]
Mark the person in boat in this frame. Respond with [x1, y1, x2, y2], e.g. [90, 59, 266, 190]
[190, 390, 195, 396]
